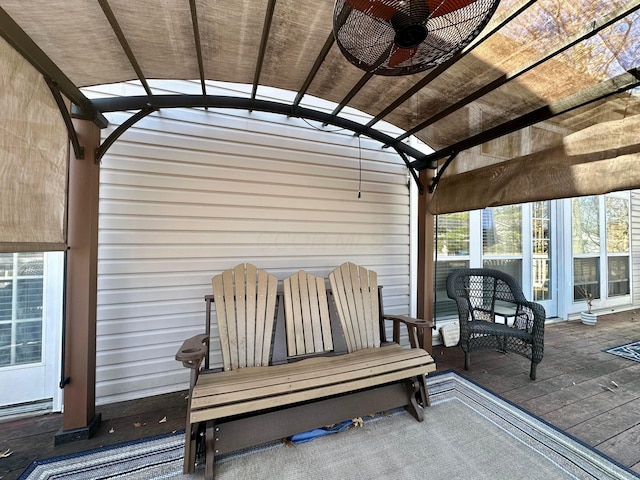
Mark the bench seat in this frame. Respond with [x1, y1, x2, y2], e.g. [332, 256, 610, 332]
[190, 344, 436, 424]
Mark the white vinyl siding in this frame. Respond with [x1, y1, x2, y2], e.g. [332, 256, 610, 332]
[90, 81, 413, 404]
[632, 190, 640, 304]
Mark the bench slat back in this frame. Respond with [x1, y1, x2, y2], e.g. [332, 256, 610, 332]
[328, 262, 381, 352]
[212, 263, 278, 370]
[283, 270, 334, 356]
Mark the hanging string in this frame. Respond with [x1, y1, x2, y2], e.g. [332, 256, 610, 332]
[358, 135, 362, 199]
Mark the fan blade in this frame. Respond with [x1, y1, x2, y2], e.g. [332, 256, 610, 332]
[388, 45, 418, 67]
[345, 0, 402, 21]
[426, 0, 477, 18]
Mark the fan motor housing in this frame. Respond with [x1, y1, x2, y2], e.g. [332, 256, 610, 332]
[394, 23, 428, 49]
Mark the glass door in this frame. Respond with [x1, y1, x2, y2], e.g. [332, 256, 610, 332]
[0, 253, 63, 414]
[531, 201, 557, 317]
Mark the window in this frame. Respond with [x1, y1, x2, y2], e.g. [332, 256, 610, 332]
[482, 206, 522, 282]
[572, 196, 601, 302]
[571, 193, 630, 303]
[436, 212, 469, 256]
[0, 253, 44, 367]
[572, 196, 600, 255]
[573, 257, 600, 301]
[435, 213, 470, 318]
[606, 193, 630, 297]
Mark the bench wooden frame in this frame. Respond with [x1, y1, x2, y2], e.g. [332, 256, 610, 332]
[176, 263, 435, 479]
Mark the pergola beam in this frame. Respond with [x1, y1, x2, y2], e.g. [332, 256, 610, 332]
[329, 72, 374, 117]
[251, 0, 277, 101]
[90, 94, 431, 170]
[189, 0, 208, 98]
[97, 0, 153, 98]
[45, 78, 84, 160]
[96, 107, 157, 163]
[294, 32, 335, 107]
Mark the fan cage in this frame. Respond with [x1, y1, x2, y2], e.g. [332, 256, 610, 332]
[333, 0, 501, 76]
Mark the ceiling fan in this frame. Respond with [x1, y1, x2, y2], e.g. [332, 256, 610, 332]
[333, 0, 501, 75]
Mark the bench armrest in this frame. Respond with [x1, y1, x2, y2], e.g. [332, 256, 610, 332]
[383, 314, 433, 349]
[384, 314, 433, 329]
[175, 333, 209, 370]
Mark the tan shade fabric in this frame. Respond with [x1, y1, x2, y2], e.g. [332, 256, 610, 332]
[1, 0, 639, 218]
[0, 37, 68, 252]
[430, 107, 640, 214]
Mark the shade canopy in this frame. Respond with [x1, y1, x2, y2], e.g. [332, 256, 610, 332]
[1, 0, 640, 247]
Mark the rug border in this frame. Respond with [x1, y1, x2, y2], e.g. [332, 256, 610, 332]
[430, 369, 640, 479]
[17, 430, 185, 480]
[604, 340, 640, 362]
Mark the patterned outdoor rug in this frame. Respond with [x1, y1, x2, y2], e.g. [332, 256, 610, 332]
[20, 371, 639, 480]
[605, 341, 640, 363]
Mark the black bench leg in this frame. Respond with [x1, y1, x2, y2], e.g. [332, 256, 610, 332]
[416, 374, 430, 408]
[183, 421, 198, 474]
[464, 351, 470, 370]
[205, 420, 216, 480]
[530, 362, 538, 380]
[405, 378, 425, 422]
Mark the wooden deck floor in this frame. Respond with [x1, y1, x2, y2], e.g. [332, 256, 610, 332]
[2, 310, 640, 479]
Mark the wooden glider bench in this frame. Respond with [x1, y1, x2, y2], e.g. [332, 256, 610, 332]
[176, 262, 436, 479]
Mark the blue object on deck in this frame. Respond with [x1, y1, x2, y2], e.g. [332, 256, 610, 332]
[289, 419, 354, 443]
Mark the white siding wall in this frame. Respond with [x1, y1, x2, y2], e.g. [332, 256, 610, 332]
[87, 81, 413, 405]
[632, 190, 640, 304]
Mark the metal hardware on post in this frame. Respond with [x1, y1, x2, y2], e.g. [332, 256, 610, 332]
[429, 151, 458, 193]
[395, 149, 424, 194]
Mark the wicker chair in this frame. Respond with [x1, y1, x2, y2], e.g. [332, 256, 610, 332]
[446, 268, 546, 380]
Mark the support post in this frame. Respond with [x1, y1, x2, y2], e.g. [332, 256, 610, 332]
[416, 170, 434, 353]
[55, 118, 101, 444]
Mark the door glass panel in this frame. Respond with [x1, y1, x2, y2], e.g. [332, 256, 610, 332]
[482, 206, 522, 255]
[435, 260, 470, 318]
[532, 201, 551, 301]
[0, 253, 44, 368]
[482, 206, 523, 284]
[437, 212, 470, 256]
[435, 212, 470, 319]
[482, 258, 522, 281]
